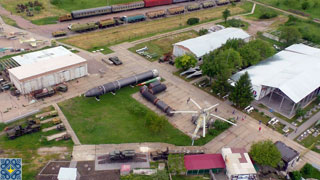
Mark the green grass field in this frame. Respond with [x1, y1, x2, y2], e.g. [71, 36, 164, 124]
[58, 87, 191, 145]
[0, 106, 73, 179]
[255, 0, 320, 19]
[129, 31, 199, 61]
[246, 4, 280, 19]
[301, 163, 320, 179]
[31, 16, 59, 25]
[54, 0, 141, 12]
[0, 15, 20, 28]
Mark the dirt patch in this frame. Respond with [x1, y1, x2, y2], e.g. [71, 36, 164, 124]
[241, 15, 288, 36]
[37, 146, 68, 155]
[39, 161, 70, 174]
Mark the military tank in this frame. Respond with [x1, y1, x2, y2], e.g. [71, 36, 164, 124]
[109, 150, 136, 161]
[6, 124, 41, 140]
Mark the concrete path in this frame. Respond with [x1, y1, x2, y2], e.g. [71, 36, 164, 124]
[53, 103, 81, 145]
[46, 131, 67, 141]
[42, 123, 63, 132]
[288, 111, 320, 139]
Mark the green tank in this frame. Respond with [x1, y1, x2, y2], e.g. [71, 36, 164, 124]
[68, 22, 99, 33]
[109, 150, 136, 160]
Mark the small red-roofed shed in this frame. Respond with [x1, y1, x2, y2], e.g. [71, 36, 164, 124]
[184, 154, 226, 175]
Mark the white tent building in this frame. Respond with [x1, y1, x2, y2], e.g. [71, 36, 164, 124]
[173, 27, 251, 59]
[8, 46, 88, 94]
[231, 44, 320, 117]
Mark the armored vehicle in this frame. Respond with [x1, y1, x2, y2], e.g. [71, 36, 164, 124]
[34, 87, 55, 99]
[109, 150, 136, 161]
[52, 117, 61, 124]
[6, 124, 41, 139]
[55, 84, 68, 92]
[52, 31, 67, 37]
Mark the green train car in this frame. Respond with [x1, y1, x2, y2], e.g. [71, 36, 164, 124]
[123, 14, 146, 23]
[68, 22, 99, 32]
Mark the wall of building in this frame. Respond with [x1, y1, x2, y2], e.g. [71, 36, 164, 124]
[173, 45, 194, 58]
[11, 63, 88, 94]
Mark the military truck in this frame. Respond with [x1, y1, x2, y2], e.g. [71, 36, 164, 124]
[6, 124, 41, 140]
[52, 117, 61, 124]
[109, 150, 136, 161]
[34, 87, 55, 99]
[52, 31, 67, 37]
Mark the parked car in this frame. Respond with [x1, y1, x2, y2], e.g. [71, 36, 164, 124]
[56, 84, 68, 92]
[109, 56, 122, 65]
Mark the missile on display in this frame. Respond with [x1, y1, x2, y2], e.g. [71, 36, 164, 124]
[84, 69, 159, 98]
[136, 77, 161, 87]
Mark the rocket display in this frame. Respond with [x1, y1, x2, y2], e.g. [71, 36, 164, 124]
[84, 69, 159, 98]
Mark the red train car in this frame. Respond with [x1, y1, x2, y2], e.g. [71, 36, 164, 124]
[144, 0, 173, 7]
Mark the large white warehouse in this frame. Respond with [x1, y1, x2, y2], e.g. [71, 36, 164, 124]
[8, 46, 88, 94]
[231, 44, 320, 117]
[173, 27, 251, 59]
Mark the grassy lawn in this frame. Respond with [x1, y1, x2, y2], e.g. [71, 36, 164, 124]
[0, 0, 68, 21]
[54, 0, 142, 12]
[217, 19, 250, 30]
[172, 175, 210, 180]
[59, 2, 252, 54]
[0, 15, 20, 28]
[254, 0, 320, 19]
[246, 4, 280, 19]
[285, 20, 320, 45]
[58, 87, 191, 145]
[0, 106, 73, 179]
[31, 16, 59, 25]
[296, 122, 320, 154]
[301, 163, 320, 179]
[129, 31, 199, 62]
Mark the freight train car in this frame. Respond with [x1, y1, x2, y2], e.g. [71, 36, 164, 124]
[144, 0, 173, 7]
[98, 18, 123, 28]
[68, 22, 99, 32]
[72, 6, 112, 19]
[186, 3, 201, 11]
[146, 9, 166, 19]
[122, 14, 146, 23]
[111, 1, 145, 12]
[216, 0, 229, 5]
[173, 0, 191, 3]
[167, 6, 185, 15]
[202, 1, 215, 8]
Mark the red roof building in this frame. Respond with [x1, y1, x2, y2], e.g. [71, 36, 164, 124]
[184, 154, 226, 175]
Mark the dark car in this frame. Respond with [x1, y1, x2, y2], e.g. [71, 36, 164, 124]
[109, 56, 122, 65]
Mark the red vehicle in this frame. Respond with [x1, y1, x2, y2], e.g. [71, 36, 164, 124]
[144, 0, 173, 7]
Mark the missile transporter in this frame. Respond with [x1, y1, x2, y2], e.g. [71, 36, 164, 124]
[6, 124, 41, 140]
[68, 22, 99, 32]
[109, 150, 136, 161]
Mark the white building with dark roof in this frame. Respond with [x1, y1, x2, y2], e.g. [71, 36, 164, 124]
[274, 141, 300, 170]
[231, 44, 320, 117]
[173, 27, 251, 59]
[8, 46, 88, 94]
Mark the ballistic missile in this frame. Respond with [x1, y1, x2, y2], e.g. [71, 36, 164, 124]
[136, 77, 161, 87]
[85, 69, 159, 98]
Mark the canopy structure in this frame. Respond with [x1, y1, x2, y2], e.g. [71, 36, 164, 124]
[173, 27, 250, 58]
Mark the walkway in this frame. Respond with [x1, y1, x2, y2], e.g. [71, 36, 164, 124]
[288, 111, 320, 139]
[53, 103, 81, 145]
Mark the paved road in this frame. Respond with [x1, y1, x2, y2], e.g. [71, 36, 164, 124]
[288, 111, 320, 139]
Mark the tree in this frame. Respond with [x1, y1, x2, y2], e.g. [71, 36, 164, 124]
[296, 108, 306, 118]
[219, 38, 246, 51]
[201, 52, 216, 83]
[151, 170, 169, 180]
[212, 74, 232, 96]
[291, 171, 302, 180]
[215, 48, 242, 71]
[198, 28, 208, 36]
[239, 44, 261, 67]
[222, 9, 231, 23]
[34, 6, 41, 13]
[280, 26, 301, 46]
[175, 54, 197, 70]
[187, 18, 199, 25]
[229, 72, 254, 108]
[301, 1, 310, 10]
[249, 39, 275, 59]
[249, 140, 282, 168]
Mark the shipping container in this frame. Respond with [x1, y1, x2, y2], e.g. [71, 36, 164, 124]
[144, 0, 173, 7]
[111, 1, 144, 12]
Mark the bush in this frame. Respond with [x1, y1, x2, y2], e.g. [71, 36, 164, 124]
[213, 120, 230, 131]
[127, 104, 147, 117]
[259, 10, 278, 19]
[50, 0, 61, 5]
[198, 28, 208, 36]
[290, 171, 302, 180]
[187, 18, 199, 25]
[145, 112, 166, 133]
[301, 1, 310, 10]
[227, 19, 245, 27]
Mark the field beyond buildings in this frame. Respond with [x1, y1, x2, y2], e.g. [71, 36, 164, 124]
[59, 2, 252, 52]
